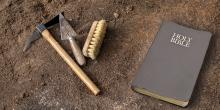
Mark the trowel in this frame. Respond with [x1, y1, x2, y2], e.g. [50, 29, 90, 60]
[59, 13, 86, 65]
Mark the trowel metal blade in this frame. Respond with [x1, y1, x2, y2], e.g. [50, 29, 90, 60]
[59, 13, 78, 40]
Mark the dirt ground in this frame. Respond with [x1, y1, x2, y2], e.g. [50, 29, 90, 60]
[0, 0, 220, 110]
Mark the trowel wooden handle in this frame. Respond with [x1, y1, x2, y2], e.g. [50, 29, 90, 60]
[41, 29, 100, 95]
[69, 38, 86, 66]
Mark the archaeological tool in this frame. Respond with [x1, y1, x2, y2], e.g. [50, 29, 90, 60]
[83, 20, 107, 60]
[59, 13, 86, 66]
[23, 14, 100, 95]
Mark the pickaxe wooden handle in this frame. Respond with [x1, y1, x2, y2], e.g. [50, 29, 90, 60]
[42, 29, 100, 95]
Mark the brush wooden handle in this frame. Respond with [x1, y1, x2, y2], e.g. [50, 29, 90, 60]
[41, 29, 100, 95]
[69, 38, 86, 66]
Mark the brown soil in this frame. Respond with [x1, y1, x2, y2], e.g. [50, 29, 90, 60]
[0, 0, 220, 110]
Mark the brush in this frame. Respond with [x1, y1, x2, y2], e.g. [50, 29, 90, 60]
[83, 20, 107, 60]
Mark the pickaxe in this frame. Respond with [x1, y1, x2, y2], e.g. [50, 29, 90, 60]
[23, 14, 100, 95]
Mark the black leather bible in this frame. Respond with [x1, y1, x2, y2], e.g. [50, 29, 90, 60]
[131, 21, 212, 107]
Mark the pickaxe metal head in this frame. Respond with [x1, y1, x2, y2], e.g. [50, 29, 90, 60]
[23, 14, 60, 52]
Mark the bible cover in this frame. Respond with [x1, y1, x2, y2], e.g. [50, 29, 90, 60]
[131, 21, 212, 107]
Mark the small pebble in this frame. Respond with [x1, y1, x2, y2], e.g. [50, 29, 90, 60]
[114, 12, 119, 19]
[60, 0, 66, 5]
[40, 82, 47, 86]
[126, 5, 134, 13]
[21, 92, 29, 98]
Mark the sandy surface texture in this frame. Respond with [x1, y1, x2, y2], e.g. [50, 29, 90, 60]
[0, 0, 219, 110]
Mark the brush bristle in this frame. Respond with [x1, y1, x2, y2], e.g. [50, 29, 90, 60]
[83, 20, 107, 59]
